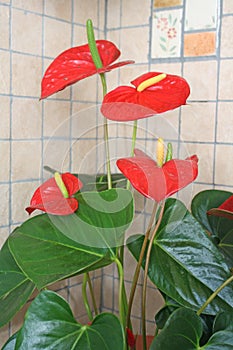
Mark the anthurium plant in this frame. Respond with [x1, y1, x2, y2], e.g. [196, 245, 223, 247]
[1, 19, 233, 350]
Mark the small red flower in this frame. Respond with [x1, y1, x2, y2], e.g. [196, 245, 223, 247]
[101, 72, 190, 121]
[26, 173, 82, 215]
[126, 327, 136, 349]
[207, 195, 233, 220]
[117, 149, 198, 202]
[41, 40, 134, 99]
[167, 27, 177, 39]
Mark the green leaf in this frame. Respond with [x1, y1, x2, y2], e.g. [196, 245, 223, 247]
[127, 198, 233, 314]
[213, 311, 233, 333]
[0, 241, 35, 327]
[15, 290, 124, 350]
[151, 308, 233, 350]
[191, 190, 233, 266]
[151, 308, 203, 350]
[9, 189, 133, 289]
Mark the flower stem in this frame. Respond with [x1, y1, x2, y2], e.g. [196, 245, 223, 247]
[126, 120, 138, 190]
[115, 258, 126, 329]
[86, 272, 99, 316]
[141, 201, 165, 350]
[126, 202, 158, 329]
[82, 273, 93, 321]
[196, 274, 233, 316]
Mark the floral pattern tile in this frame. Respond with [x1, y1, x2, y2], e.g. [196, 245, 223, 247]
[154, 0, 183, 8]
[184, 32, 216, 57]
[152, 9, 182, 58]
[185, 0, 218, 31]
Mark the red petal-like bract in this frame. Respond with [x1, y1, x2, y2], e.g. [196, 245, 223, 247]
[41, 40, 134, 99]
[26, 173, 82, 215]
[207, 195, 233, 220]
[126, 328, 136, 349]
[117, 150, 198, 202]
[101, 72, 190, 121]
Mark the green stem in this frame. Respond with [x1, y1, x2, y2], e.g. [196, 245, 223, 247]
[141, 201, 165, 350]
[115, 258, 126, 336]
[82, 273, 93, 321]
[126, 121, 138, 190]
[196, 274, 233, 316]
[126, 202, 158, 329]
[86, 19, 112, 189]
[86, 272, 99, 316]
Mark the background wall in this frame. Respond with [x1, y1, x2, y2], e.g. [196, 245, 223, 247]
[0, 0, 233, 345]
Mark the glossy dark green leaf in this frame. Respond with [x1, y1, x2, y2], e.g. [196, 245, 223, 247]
[127, 198, 233, 314]
[15, 290, 124, 350]
[213, 311, 233, 333]
[9, 189, 133, 289]
[0, 241, 35, 327]
[151, 308, 203, 349]
[155, 293, 181, 330]
[191, 190, 233, 266]
[151, 308, 233, 350]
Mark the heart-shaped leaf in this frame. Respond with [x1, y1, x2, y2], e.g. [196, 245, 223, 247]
[15, 290, 124, 350]
[127, 198, 233, 314]
[9, 189, 133, 289]
[151, 308, 233, 350]
[191, 190, 233, 266]
[0, 241, 35, 327]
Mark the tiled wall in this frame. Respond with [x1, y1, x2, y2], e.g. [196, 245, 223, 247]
[1, 0, 233, 345]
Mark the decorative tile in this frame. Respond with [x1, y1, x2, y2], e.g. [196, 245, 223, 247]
[152, 9, 182, 58]
[154, 0, 183, 8]
[184, 32, 216, 57]
[185, 0, 218, 31]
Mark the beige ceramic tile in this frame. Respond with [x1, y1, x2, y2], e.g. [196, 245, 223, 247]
[147, 109, 180, 141]
[12, 98, 42, 139]
[154, 0, 183, 7]
[102, 275, 114, 309]
[71, 103, 100, 139]
[0, 185, 9, 226]
[0, 227, 9, 250]
[0, 5, 9, 49]
[184, 32, 216, 57]
[183, 61, 217, 101]
[12, 0, 43, 13]
[12, 53, 42, 97]
[73, 24, 90, 46]
[107, 0, 121, 28]
[44, 100, 71, 138]
[221, 16, 233, 57]
[11, 181, 40, 223]
[73, 0, 98, 26]
[12, 9, 42, 55]
[0, 141, 10, 182]
[181, 103, 216, 142]
[0, 96, 10, 138]
[118, 64, 149, 86]
[11, 140, 41, 181]
[0, 51, 10, 94]
[72, 74, 98, 102]
[183, 143, 214, 184]
[98, 0, 106, 31]
[120, 26, 150, 63]
[223, 0, 233, 13]
[44, 17, 72, 58]
[217, 102, 233, 143]
[219, 60, 233, 100]
[215, 145, 233, 186]
[45, 0, 72, 22]
[150, 62, 182, 75]
[43, 139, 70, 171]
[121, 0, 150, 26]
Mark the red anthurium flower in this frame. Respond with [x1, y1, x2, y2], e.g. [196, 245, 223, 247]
[207, 195, 233, 220]
[41, 40, 134, 99]
[26, 172, 82, 215]
[101, 72, 190, 121]
[117, 149, 198, 202]
[126, 327, 136, 349]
